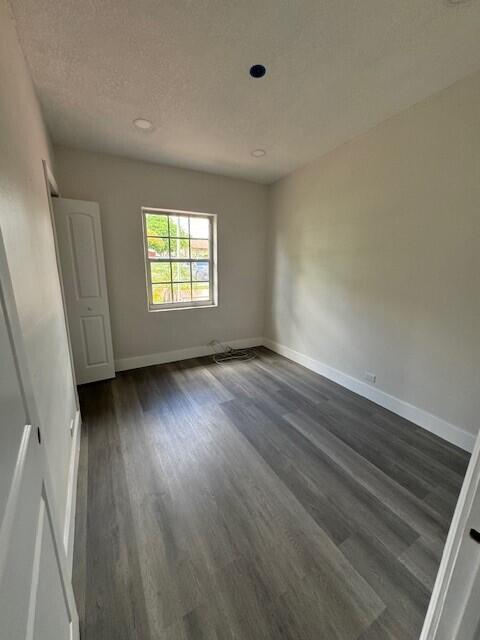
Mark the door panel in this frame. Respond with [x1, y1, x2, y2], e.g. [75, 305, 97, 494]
[68, 213, 101, 299]
[53, 198, 115, 384]
[31, 494, 73, 640]
[82, 315, 108, 365]
[0, 424, 38, 640]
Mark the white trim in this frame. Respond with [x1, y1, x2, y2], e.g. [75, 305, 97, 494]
[263, 338, 475, 453]
[0, 425, 32, 577]
[148, 302, 218, 313]
[25, 498, 45, 640]
[114, 335, 474, 452]
[63, 409, 81, 576]
[42, 158, 60, 197]
[42, 160, 80, 412]
[421, 427, 480, 638]
[115, 337, 264, 372]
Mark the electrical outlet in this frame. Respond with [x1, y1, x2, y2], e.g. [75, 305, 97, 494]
[364, 371, 376, 384]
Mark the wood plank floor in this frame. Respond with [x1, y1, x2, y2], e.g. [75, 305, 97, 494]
[73, 347, 469, 640]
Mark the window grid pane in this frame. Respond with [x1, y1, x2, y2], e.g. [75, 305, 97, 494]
[152, 283, 172, 304]
[151, 261, 172, 283]
[146, 213, 169, 237]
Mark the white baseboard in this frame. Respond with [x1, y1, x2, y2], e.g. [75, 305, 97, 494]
[114, 337, 264, 372]
[263, 338, 475, 453]
[63, 409, 81, 575]
[113, 334, 474, 452]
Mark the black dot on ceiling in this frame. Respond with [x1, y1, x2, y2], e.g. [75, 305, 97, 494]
[249, 64, 266, 78]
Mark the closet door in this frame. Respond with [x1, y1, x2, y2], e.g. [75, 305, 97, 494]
[53, 197, 115, 384]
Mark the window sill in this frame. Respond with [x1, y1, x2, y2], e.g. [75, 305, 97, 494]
[148, 303, 218, 313]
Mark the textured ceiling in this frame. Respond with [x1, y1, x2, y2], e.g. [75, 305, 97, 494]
[9, 0, 480, 183]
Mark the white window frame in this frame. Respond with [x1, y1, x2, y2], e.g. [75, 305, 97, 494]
[142, 207, 217, 312]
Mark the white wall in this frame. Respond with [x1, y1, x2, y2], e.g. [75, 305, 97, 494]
[0, 0, 77, 529]
[54, 147, 268, 366]
[266, 71, 480, 442]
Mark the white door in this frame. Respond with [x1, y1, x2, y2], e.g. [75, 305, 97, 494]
[53, 198, 115, 384]
[421, 431, 480, 639]
[0, 254, 79, 639]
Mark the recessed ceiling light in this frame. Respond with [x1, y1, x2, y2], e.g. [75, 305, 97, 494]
[249, 64, 266, 78]
[133, 118, 154, 131]
[446, 0, 471, 4]
[251, 149, 266, 158]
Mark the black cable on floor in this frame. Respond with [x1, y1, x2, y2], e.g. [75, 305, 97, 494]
[211, 340, 257, 364]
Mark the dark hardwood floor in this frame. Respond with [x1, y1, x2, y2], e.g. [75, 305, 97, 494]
[73, 347, 469, 639]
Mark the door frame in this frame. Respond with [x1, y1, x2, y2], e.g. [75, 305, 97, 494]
[421, 429, 480, 638]
[42, 160, 83, 572]
[0, 226, 80, 639]
[42, 159, 80, 414]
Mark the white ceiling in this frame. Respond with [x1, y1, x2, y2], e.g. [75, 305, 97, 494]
[9, 0, 480, 183]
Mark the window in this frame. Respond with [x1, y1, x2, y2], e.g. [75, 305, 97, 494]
[142, 208, 217, 311]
